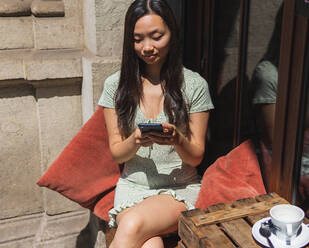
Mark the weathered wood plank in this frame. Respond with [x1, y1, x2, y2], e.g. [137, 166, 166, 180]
[247, 194, 277, 224]
[207, 198, 260, 248]
[179, 204, 236, 247]
[179, 219, 235, 248]
[255, 192, 289, 204]
[197, 224, 236, 248]
[179, 208, 205, 247]
[179, 209, 209, 248]
[220, 219, 260, 248]
[191, 197, 288, 227]
[246, 212, 269, 224]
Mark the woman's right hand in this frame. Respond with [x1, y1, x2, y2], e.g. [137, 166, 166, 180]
[134, 127, 154, 147]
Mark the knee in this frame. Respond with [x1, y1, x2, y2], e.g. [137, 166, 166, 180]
[117, 212, 144, 238]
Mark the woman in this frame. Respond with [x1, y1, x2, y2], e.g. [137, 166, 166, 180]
[98, 0, 214, 247]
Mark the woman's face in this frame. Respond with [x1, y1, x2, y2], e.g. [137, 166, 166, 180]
[133, 14, 171, 67]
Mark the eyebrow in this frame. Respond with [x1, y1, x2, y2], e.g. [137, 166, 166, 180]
[134, 29, 163, 37]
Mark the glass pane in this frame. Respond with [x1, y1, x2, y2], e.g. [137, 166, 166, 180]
[249, 1, 283, 190]
[205, 0, 242, 165]
[297, 86, 309, 216]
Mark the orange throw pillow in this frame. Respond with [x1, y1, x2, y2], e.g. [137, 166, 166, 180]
[195, 140, 266, 209]
[37, 107, 121, 221]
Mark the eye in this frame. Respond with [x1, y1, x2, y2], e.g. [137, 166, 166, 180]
[153, 35, 163, 41]
[134, 38, 142, 43]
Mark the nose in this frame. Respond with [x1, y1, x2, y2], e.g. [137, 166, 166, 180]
[142, 39, 154, 55]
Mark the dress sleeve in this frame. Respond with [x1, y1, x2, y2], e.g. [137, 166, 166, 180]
[252, 60, 278, 105]
[98, 71, 120, 109]
[183, 69, 214, 114]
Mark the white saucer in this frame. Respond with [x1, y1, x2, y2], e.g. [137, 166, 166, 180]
[252, 217, 309, 248]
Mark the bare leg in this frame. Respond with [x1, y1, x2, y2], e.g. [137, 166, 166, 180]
[109, 194, 186, 248]
[141, 236, 164, 248]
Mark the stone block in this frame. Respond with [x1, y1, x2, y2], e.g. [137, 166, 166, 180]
[0, 51, 25, 80]
[33, 0, 83, 49]
[0, 17, 34, 49]
[0, 0, 32, 17]
[0, 85, 43, 219]
[0, 213, 42, 245]
[0, 49, 82, 81]
[31, 0, 65, 17]
[93, 0, 133, 57]
[35, 211, 89, 242]
[97, 29, 124, 58]
[35, 79, 83, 214]
[24, 49, 82, 80]
[0, 238, 34, 248]
[83, 0, 97, 55]
[91, 59, 120, 109]
[34, 211, 93, 248]
[81, 54, 120, 122]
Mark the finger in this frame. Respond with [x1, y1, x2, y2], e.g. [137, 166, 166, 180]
[140, 141, 154, 147]
[136, 137, 152, 144]
[147, 133, 173, 139]
[161, 123, 175, 134]
[151, 137, 176, 145]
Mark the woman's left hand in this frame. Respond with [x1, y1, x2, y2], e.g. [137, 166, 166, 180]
[143, 122, 181, 146]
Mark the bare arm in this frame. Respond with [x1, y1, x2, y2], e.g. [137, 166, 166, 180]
[174, 112, 210, 166]
[256, 103, 276, 148]
[103, 107, 153, 164]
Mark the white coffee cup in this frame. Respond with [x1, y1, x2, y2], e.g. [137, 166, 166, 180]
[270, 204, 305, 240]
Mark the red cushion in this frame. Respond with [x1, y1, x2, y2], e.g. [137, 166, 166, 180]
[37, 107, 121, 221]
[195, 140, 266, 209]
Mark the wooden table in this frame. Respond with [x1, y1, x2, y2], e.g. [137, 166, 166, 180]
[178, 193, 309, 248]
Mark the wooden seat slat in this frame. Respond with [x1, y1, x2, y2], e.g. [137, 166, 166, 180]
[179, 209, 236, 248]
[191, 197, 289, 227]
[198, 224, 237, 248]
[207, 196, 260, 247]
[220, 219, 260, 248]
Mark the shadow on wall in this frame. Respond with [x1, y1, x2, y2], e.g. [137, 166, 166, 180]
[76, 213, 110, 248]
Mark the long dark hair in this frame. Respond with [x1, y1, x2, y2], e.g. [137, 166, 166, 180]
[115, 0, 189, 137]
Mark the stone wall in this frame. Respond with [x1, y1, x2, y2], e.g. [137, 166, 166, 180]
[0, 0, 132, 247]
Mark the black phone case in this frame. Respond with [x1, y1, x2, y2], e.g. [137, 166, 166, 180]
[138, 123, 163, 134]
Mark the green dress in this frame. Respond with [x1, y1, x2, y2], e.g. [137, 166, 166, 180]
[98, 67, 214, 227]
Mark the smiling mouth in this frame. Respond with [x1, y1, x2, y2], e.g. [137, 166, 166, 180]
[144, 55, 156, 59]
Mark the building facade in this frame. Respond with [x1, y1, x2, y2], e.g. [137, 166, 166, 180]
[0, 0, 133, 247]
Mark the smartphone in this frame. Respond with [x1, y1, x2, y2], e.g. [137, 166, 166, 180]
[138, 123, 163, 134]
